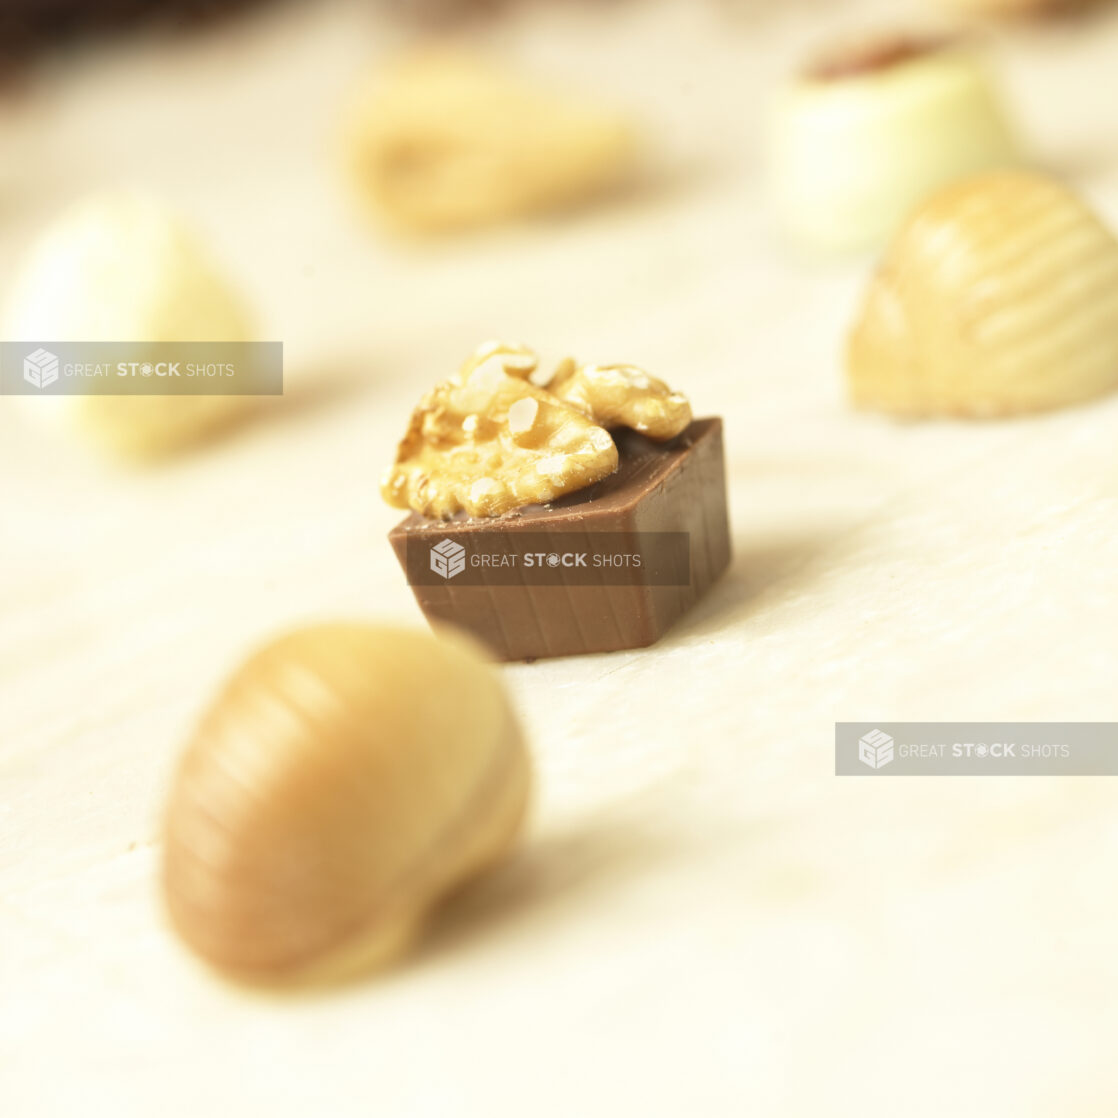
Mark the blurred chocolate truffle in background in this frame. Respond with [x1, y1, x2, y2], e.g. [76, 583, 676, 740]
[932, 0, 1109, 18]
[377, 0, 506, 20]
[768, 33, 1021, 253]
[380, 0, 635, 23]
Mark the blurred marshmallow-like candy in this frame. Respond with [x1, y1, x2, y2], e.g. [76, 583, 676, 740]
[4, 192, 257, 460]
[768, 34, 1021, 253]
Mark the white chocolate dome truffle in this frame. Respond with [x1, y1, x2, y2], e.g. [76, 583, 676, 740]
[768, 36, 1021, 252]
[4, 192, 256, 459]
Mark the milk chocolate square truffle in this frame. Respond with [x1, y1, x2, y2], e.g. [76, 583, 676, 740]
[389, 418, 731, 661]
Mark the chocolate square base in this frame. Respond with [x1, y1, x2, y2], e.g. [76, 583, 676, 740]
[389, 418, 732, 662]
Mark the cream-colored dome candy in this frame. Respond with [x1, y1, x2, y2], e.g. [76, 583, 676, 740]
[4, 192, 256, 459]
[847, 171, 1118, 417]
[769, 35, 1020, 252]
[162, 624, 531, 985]
[344, 52, 636, 233]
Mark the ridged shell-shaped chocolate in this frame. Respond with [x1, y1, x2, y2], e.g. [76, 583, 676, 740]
[848, 171, 1118, 417]
[162, 624, 530, 984]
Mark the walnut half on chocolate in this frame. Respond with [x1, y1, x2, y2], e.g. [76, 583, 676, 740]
[381, 342, 692, 519]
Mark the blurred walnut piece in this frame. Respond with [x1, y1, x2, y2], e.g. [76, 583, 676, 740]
[345, 53, 637, 233]
[3, 192, 256, 459]
[769, 34, 1020, 252]
[162, 624, 531, 985]
[848, 171, 1118, 417]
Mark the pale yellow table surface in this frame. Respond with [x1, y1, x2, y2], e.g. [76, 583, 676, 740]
[2, 1, 1118, 1115]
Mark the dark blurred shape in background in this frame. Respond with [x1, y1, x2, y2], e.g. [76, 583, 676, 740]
[0, 0, 636, 65]
[0, 0, 275, 59]
[0, 0, 543, 60]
